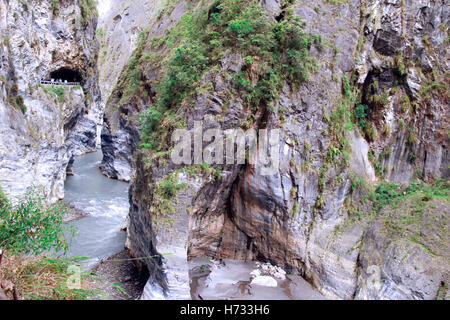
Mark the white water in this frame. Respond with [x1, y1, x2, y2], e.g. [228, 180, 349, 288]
[63, 150, 129, 268]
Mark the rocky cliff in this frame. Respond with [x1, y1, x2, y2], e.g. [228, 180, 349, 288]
[0, 0, 100, 202]
[98, 0, 164, 181]
[102, 0, 449, 300]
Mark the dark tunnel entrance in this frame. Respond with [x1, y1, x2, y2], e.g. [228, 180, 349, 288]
[49, 68, 83, 83]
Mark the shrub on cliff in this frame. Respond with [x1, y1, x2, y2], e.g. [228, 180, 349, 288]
[79, 0, 98, 25]
[51, 0, 97, 26]
[140, 0, 319, 150]
[370, 179, 450, 213]
[51, 0, 60, 16]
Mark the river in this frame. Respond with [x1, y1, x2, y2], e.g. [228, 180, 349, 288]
[63, 150, 129, 269]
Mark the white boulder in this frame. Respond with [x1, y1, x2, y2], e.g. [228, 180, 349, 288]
[251, 276, 278, 287]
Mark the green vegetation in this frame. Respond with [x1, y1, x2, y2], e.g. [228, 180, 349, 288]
[0, 189, 74, 254]
[364, 122, 377, 142]
[96, 27, 104, 38]
[0, 254, 97, 300]
[353, 103, 368, 129]
[51, 0, 97, 25]
[436, 283, 449, 300]
[148, 163, 223, 227]
[150, 173, 187, 228]
[119, 29, 149, 104]
[182, 163, 222, 182]
[400, 94, 410, 112]
[40, 85, 66, 103]
[366, 148, 383, 177]
[325, 0, 350, 4]
[336, 178, 449, 237]
[157, 174, 187, 200]
[326, 75, 355, 164]
[0, 186, 9, 209]
[52, 87, 66, 103]
[79, 0, 98, 26]
[372, 179, 449, 256]
[394, 53, 408, 77]
[51, 0, 60, 16]
[7, 93, 27, 114]
[0, 188, 101, 300]
[3, 34, 10, 47]
[21, 1, 28, 13]
[369, 179, 449, 214]
[419, 78, 449, 103]
[138, 0, 319, 151]
[350, 174, 367, 193]
[4, 76, 26, 114]
[15, 95, 26, 114]
[317, 75, 356, 208]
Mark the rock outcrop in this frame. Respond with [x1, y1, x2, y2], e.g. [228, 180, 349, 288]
[102, 0, 449, 300]
[0, 0, 100, 201]
[98, 0, 164, 181]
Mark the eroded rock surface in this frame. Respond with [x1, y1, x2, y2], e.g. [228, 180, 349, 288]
[0, 0, 100, 201]
[102, 0, 448, 300]
[98, 0, 164, 181]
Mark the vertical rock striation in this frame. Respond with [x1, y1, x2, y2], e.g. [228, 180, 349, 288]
[102, 0, 449, 299]
[0, 0, 100, 201]
[98, 0, 164, 181]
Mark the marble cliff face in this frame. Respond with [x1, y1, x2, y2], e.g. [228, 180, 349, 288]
[100, 0, 448, 300]
[97, 0, 164, 181]
[0, 0, 100, 202]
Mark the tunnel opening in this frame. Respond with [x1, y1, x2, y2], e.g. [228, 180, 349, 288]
[49, 68, 83, 83]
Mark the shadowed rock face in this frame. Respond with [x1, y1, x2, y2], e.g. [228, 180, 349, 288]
[0, 0, 101, 202]
[102, 0, 449, 299]
[97, 0, 165, 181]
[374, 30, 403, 56]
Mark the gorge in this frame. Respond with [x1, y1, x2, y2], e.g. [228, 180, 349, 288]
[0, 0, 449, 301]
